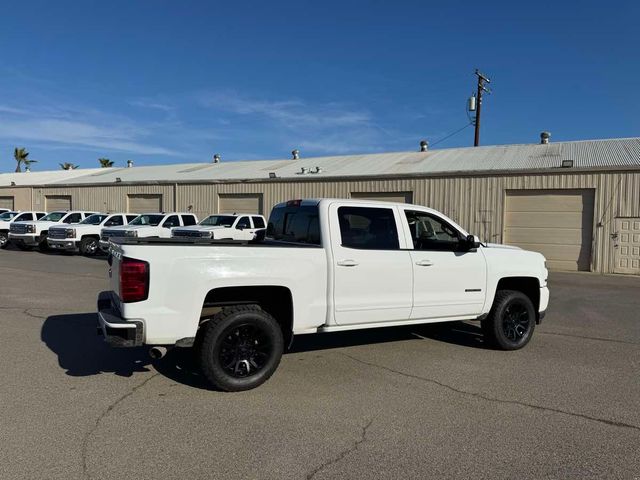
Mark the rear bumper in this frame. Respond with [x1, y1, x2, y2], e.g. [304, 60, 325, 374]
[48, 239, 78, 251]
[96, 291, 144, 347]
[9, 233, 39, 245]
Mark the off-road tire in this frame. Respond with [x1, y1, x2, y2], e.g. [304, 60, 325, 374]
[482, 289, 536, 350]
[197, 305, 284, 392]
[0, 232, 8, 249]
[80, 237, 99, 255]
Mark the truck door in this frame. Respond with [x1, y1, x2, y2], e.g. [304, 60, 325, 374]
[402, 209, 487, 320]
[329, 204, 413, 325]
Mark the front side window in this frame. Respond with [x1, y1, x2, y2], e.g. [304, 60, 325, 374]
[80, 214, 109, 225]
[40, 212, 66, 222]
[252, 216, 266, 229]
[129, 214, 164, 226]
[104, 215, 124, 227]
[237, 216, 251, 229]
[63, 213, 83, 224]
[405, 210, 461, 251]
[162, 215, 179, 228]
[338, 206, 399, 250]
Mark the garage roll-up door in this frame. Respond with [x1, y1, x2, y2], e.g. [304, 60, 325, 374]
[504, 189, 594, 271]
[128, 194, 162, 213]
[350, 192, 413, 204]
[219, 194, 263, 214]
[45, 195, 72, 211]
[0, 196, 14, 210]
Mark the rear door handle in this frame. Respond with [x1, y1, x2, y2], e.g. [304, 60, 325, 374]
[415, 260, 434, 266]
[337, 259, 359, 267]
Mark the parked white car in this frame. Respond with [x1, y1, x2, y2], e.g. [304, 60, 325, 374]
[100, 212, 199, 251]
[9, 210, 96, 251]
[47, 213, 139, 255]
[0, 211, 48, 249]
[97, 198, 549, 392]
[171, 213, 266, 241]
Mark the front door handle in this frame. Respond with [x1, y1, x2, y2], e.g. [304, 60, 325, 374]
[415, 259, 434, 266]
[337, 259, 359, 267]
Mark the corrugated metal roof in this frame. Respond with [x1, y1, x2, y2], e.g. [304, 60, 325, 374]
[1, 137, 639, 187]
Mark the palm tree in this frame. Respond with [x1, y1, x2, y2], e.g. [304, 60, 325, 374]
[98, 157, 114, 168]
[14, 147, 36, 172]
[59, 162, 79, 170]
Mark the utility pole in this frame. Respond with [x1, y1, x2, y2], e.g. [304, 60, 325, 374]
[472, 69, 491, 147]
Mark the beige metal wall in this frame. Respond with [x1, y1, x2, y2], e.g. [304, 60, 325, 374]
[2, 169, 639, 273]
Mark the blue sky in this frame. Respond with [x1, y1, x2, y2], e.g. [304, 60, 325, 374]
[0, 0, 638, 171]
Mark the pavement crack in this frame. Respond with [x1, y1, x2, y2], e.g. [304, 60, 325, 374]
[539, 331, 639, 346]
[81, 373, 159, 479]
[23, 308, 47, 319]
[306, 417, 374, 480]
[341, 352, 640, 433]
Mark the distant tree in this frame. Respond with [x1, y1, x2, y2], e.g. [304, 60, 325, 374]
[59, 162, 79, 170]
[98, 157, 114, 168]
[14, 147, 37, 172]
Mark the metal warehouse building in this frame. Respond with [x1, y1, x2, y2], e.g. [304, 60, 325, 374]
[1, 136, 639, 275]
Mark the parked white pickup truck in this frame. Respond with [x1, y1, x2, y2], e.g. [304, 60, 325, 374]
[47, 213, 139, 255]
[0, 210, 48, 249]
[100, 213, 199, 251]
[171, 213, 266, 241]
[9, 210, 96, 251]
[97, 198, 549, 391]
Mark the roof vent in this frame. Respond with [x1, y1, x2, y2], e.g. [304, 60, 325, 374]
[213, 154, 221, 163]
[292, 149, 300, 160]
[299, 167, 309, 175]
[127, 160, 134, 168]
[420, 140, 428, 152]
[312, 166, 323, 174]
[540, 131, 551, 144]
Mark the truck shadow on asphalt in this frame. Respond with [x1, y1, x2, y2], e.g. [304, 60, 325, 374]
[42, 313, 486, 391]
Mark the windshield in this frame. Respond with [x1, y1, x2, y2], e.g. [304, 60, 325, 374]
[0, 211, 18, 221]
[129, 214, 164, 226]
[80, 214, 109, 225]
[199, 215, 235, 227]
[40, 212, 66, 222]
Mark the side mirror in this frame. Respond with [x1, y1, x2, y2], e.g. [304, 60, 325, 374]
[237, 225, 245, 230]
[461, 234, 480, 251]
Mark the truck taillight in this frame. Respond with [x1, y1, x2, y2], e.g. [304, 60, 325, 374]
[120, 257, 149, 303]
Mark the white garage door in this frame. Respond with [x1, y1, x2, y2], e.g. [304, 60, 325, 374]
[350, 192, 413, 203]
[219, 194, 263, 214]
[45, 195, 72, 211]
[0, 196, 14, 210]
[504, 189, 594, 271]
[128, 194, 162, 213]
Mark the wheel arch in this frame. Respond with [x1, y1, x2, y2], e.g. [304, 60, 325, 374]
[201, 285, 294, 347]
[495, 276, 541, 322]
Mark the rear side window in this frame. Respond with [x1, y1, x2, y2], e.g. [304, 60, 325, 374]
[267, 205, 321, 245]
[252, 216, 266, 229]
[126, 215, 138, 223]
[36, 212, 47, 219]
[338, 206, 399, 250]
[181, 215, 197, 226]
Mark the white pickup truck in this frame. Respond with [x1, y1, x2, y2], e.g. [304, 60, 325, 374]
[47, 213, 139, 255]
[97, 198, 549, 392]
[100, 213, 199, 251]
[0, 210, 48, 249]
[171, 213, 266, 241]
[9, 210, 97, 251]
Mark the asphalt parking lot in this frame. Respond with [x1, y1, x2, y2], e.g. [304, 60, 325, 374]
[1, 247, 639, 480]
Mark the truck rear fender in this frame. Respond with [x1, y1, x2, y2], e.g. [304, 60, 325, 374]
[200, 285, 294, 348]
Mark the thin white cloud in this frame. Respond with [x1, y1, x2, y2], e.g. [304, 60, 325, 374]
[128, 98, 175, 112]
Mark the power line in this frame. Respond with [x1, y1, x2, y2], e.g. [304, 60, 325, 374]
[430, 122, 473, 147]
